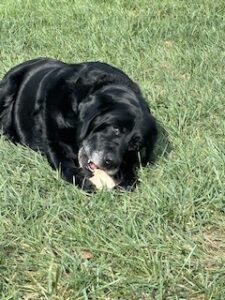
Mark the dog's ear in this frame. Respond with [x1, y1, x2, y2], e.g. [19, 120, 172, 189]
[128, 133, 156, 166]
[128, 135, 143, 151]
[128, 116, 158, 165]
[78, 94, 112, 141]
[78, 95, 99, 140]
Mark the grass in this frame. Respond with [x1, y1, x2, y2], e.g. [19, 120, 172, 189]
[0, 0, 225, 299]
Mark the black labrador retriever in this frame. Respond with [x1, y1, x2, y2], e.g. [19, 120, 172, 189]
[0, 58, 157, 191]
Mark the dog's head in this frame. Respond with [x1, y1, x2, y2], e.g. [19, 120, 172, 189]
[77, 84, 157, 176]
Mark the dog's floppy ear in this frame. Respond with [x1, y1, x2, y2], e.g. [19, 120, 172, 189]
[128, 132, 156, 166]
[128, 134, 143, 151]
[78, 95, 100, 140]
[128, 115, 158, 165]
[78, 94, 112, 141]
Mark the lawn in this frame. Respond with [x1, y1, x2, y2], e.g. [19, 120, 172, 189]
[0, 0, 225, 299]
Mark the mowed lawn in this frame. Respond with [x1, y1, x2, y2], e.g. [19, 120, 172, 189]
[0, 0, 225, 299]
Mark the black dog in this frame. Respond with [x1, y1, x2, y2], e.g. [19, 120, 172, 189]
[0, 58, 157, 191]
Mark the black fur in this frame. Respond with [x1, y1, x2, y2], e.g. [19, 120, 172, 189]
[0, 58, 157, 191]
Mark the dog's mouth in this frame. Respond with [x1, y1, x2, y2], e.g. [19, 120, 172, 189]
[78, 146, 119, 176]
[78, 146, 101, 172]
[87, 160, 99, 172]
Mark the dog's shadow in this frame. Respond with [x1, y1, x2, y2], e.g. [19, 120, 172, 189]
[150, 121, 172, 164]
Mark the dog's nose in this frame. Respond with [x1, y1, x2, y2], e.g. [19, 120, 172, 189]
[104, 153, 116, 167]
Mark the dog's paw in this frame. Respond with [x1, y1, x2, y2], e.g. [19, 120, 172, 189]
[81, 177, 96, 192]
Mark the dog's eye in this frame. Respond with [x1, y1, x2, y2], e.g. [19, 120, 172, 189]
[112, 127, 120, 136]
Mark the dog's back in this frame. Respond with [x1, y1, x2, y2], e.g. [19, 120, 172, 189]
[0, 58, 65, 146]
[0, 58, 139, 147]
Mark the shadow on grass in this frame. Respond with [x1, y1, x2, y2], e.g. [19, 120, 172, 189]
[150, 121, 172, 164]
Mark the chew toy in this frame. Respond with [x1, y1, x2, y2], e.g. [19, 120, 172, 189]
[89, 169, 116, 190]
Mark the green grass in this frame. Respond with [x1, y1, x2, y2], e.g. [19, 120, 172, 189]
[0, 0, 225, 299]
